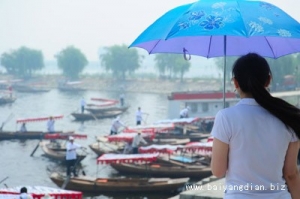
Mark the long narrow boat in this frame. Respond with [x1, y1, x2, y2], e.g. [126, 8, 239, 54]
[110, 162, 212, 179]
[0, 97, 16, 105]
[89, 141, 125, 156]
[40, 141, 87, 163]
[71, 110, 123, 121]
[50, 172, 189, 194]
[86, 105, 129, 114]
[0, 131, 74, 140]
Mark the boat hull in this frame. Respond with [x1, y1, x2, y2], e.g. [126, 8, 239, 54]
[71, 110, 123, 121]
[111, 162, 212, 179]
[50, 172, 189, 193]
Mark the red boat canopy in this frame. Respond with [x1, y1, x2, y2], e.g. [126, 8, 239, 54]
[44, 133, 87, 140]
[97, 153, 159, 164]
[0, 186, 82, 199]
[123, 123, 175, 134]
[107, 132, 154, 143]
[16, 115, 64, 124]
[139, 144, 179, 154]
[90, 98, 119, 106]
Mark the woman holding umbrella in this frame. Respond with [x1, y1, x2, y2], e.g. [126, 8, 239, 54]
[211, 53, 300, 198]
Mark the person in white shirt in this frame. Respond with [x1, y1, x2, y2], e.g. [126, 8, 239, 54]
[135, 107, 148, 125]
[19, 187, 33, 199]
[80, 98, 86, 113]
[47, 116, 55, 133]
[131, 132, 147, 154]
[110, 116, 126, 135]
[66, 136, 84, 177]
[179, 106, 190, 118]
[211, 53, 300, 199]
[20, 123, 27, 133]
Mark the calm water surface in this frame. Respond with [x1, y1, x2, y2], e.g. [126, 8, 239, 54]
[0, 89, 178, 199]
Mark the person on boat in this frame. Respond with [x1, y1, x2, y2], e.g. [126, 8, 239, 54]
[47, 116, 55, 133]
[110, 116, 126, 135]
[135, 107, 148, 125]
[20, 123, 27, 133]
[120, 93, 125, 106]
[19, 187, 32, 199]
[80, 97, 86, 113]
[123, 141, 132, 154]
[211, 53, 300, 198]
[66, 136, 85, 177]
[131, 132, 147, 154]
[179, 106, 190, 118]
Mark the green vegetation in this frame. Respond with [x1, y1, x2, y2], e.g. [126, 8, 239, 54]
[100, 44, 143, 80]
[154, 54, 191, 82]
[0, 46, 44, 78]
[55, 46, 88, 80]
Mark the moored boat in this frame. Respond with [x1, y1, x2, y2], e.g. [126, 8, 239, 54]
[40, 141, 87, 163]
[50, 172, 189, 194]
[0, 131, 75, 140]
[110, 162, 211, 179]
[71, 110, 123, 121]
[86, 105, 129, 114]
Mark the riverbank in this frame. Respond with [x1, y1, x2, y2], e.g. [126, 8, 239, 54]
[0, 74, 225, 94]
[46, 75, 224, 94]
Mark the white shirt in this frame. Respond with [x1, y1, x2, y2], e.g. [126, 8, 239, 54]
[80, 98, 86, 106]
[131, 134, 147, 148]
[111, 119, 125, 132]
[136, 110, 143, 122]
[211, 98, 298, 199]
[47, 120, 55, 132]
[180, 108, 189, 117]
[66, 141, 81, 160]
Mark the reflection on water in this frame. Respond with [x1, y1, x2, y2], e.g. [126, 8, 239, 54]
[0, 89, 177, 199]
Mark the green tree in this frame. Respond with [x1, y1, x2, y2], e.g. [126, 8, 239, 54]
[55, 46, 88, 80]
[1, 47, 44, 78]
[100, 44, 142, 80]
[154, 54, 191, 81]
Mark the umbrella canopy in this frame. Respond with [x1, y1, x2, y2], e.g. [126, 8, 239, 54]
[130, 0, 300, 106]
[130, 0, 300, 58]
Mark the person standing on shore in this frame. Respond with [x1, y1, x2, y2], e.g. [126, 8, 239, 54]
[211, 53, 300, 198]
[135, 107, 148, 125]
[80, 97, 86, 113]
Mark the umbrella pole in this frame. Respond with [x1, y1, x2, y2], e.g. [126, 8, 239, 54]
[223, 36, 227, 109]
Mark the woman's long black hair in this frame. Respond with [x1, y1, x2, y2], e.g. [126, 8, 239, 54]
[232, 53, 300, 139]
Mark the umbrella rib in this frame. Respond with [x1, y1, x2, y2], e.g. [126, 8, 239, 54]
[148, 40, 161, 54]
[264, 37, 276, 58]
[207, 36, 212, 58]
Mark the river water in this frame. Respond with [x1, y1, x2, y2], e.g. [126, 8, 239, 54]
[0, 89, 177, 199]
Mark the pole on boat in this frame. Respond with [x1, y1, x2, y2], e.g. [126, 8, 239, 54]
[61, 176, 70, 189]
[0, 176, 9, 184]
[30, 133, 43, 157]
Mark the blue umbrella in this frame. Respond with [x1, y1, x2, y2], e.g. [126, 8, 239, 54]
[129, 0, 300, 106]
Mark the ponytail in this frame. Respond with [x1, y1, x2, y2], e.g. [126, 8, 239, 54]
[233, 53, 300, 139]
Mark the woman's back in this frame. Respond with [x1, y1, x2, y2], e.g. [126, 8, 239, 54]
[212, 98, 296, 197]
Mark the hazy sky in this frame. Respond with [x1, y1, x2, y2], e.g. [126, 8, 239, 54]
[0, 0, 299, 61]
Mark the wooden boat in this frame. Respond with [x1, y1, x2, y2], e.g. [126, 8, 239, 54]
[40, 141, 87, 163]
[110, 162, 212, 179]
[50, 172, 189, 194]
[0, 131, 74, 140]
[86, 105, 129, 114]
[71, 110, 123, 121]
[0, 96, 16, 105]
[89, 141, 125, 156]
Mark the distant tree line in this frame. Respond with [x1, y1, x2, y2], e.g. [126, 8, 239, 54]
[0, 44, 193, 81]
